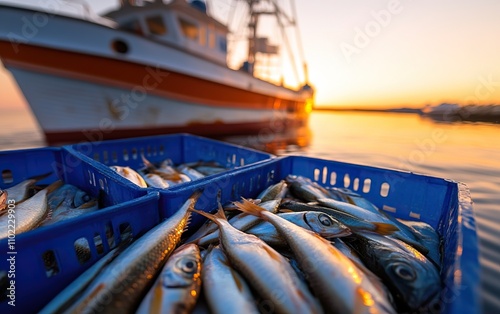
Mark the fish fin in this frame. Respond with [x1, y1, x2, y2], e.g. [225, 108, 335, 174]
[141, 154, 157, 171]
[262, 245, 286, 263]
[45, 180, 64, 195]
[189, 208, 224, 228]
[234, 198, 266, 218]
[374, 223, 399, 235]
[230, 268, 246, 293]
[214, 201, 227, 220]
[278, 208, 293, 213]
[151, 274, 164, 313]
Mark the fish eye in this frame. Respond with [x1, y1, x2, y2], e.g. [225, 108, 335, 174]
[318, 213, 333, 226]
[178, 258, 198, 274]
[392, 263, 416, 281]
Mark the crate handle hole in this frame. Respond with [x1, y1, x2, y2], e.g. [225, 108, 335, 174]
[103, 151, 109, 164]
[112, 151, 118, 163]
[353, 178, 359, 191]
[119, 222, 133, 242]
[322, 167, 328, 184]
[105, 222, 116, 249]
[343, 174, 351, 188]
[94, 233, 105, 255]
[2, 170, 13, 184]
[363, 179, 371, 193]
[123, 149, 129, 161]
[42, 250, 59, 278]
[330, 172, 337, 185]
[380, 182, 390, 197]
[313, 168, 320, 181]
[74, 238, 92, 265]
[240, 158, 245, 166]
[93, 152, 100, 162]
[131, 148, 138, 160]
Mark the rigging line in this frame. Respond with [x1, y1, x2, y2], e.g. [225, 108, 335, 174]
[270, 0, 301, 85]
[290, 0, 307, 78]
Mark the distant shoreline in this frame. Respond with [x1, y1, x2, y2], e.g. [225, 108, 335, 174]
[313, 107, 423, 114]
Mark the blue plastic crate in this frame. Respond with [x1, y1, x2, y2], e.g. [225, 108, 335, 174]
[161, 155, 480, 314]
[0, 147, 161, 313]
[63, 133, 273, 192]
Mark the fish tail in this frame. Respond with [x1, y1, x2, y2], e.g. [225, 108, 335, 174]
[374, 222, 399, 235]
[234, 198, 267, 218]
[189, 206, 226, 227]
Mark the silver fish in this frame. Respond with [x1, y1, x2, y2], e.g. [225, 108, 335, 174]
[246, 211, 351, 247]
[203, 246, 259, 314]
[0, 181, 63, 239]
[110, 166, 147, 188]
[46, 184, 95, 216]
[286, 175, 332, 202]
[61, 191, 201, 313]
[397, 219, 441, 267]
[0, 190, 7, 214]
[40, 240, 133, 314]
[136, 244, 202, 314]
[4, 172, 51, 203]
[317, 198, 428, 254]
[257, 180, 288, 202]
[176, 164, 205, 181]
[141, 172, 169, 189]
[41, 199, 98, 226]
[192, 199, 281, 247]
[191, 206, 323, 314]
[235, 199, 396, 314]
[281, 200, 399, 235]
[346, 232, 441, 312]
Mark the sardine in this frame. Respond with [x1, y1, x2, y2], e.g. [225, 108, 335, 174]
[4, 172, 51, 203]
[202, 246, 259, 314]
[177, 164, 205, 181]
[235, 199, 396, 313]
[61, 191, 201, 313]
[142, 172, 169, 189]
[282, 200, 398, 235]
[136, 244, 202, 314]
[192, 199, 281, 246]
[317, 198, 428, 254]
[110, 166, 147, 188]
[257, 180, 288, 202]
[346, 232, 441, 312]
[191, 206, 323, 314]
[0, 190, 7, 214]
[286, 175, 332, 201]
[46, 184, 95, 217]
[41, 199, 98, 226]
[0, 180, 63, 239]
[40, 239, 133, 314]
[246, 211, 351, 247]
[397, 219, 441, 267]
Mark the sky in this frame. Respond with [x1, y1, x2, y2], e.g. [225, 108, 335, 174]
[1, 0, 500, 109]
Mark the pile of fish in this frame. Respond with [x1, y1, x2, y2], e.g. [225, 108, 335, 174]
[110, 155, 227, 189]
[0, 175, 99, 240]
[41, 175, 443, 313]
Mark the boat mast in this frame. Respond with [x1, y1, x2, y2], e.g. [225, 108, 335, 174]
[246, 0, 259, 76]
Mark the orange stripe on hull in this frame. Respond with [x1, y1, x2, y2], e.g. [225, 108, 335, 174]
[44, 119, 307, 145]
[0, 41, 307, 111]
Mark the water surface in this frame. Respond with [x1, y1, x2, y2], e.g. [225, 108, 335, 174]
[1, 108, 498, 312]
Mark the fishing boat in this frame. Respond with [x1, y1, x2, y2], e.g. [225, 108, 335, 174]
[0, 0, 313, 145]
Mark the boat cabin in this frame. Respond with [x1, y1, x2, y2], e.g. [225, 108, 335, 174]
[105, 0, 229, 65]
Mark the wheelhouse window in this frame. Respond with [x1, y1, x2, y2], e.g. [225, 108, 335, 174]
[146, 15, 167, 35]
[179, 18, 199, 41]
[121, 19, 143, 35]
